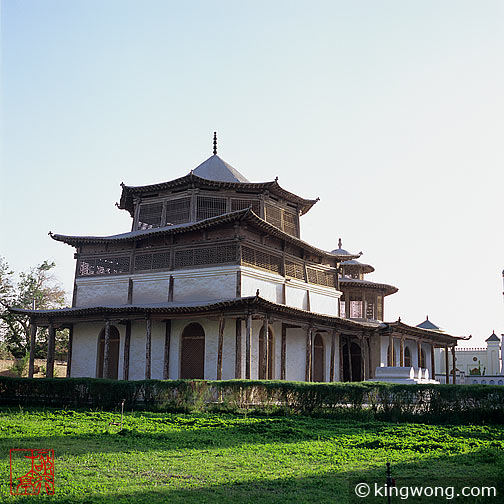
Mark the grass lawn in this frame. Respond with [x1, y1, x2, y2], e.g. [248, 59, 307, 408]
[1, 407, 503, 503]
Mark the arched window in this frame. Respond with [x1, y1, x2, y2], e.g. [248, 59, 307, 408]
[180, 323, 205, 379]
[404, 347, 411, 367]
[258, 325, 274, 379]
[97, 326, 120, 379]
[313, 333, 325, 382]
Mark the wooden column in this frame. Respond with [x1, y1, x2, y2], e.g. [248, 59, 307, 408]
[329, 330, 336, 382]
[123, 320, 131, 380]
[417, 341, 422, 368]
[430, 345, 436, 380]
[245, 313, 252, 379]
[261, 315, 268, 379]
[103, 319, 110, 379]
[339, 335, 344, 382]
[346, 336, 353, 382]
[28, 319, 37, 378]
[46, 321, 56, 378]
[127, 279, 133, 304]
[305, 325, 312, 382]
[388, 333, 393, 366]
[400, 337, 404, 367]
[168, 275, 174, 302]
[451, 346, 456, 384]
[163, 320, 171, 379]
[217, 315, 225, 380]
[444, 345, 449, 384]
[280, 323, 287, 380]
[66, 325, 74, 378]
[145, 317, 152, 380]
[368, 335, 373, 379]
[235, 318, 242, 379]
[360, 336, 366, 380]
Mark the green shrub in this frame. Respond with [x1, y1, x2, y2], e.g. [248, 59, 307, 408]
[0, 376, 503, 423]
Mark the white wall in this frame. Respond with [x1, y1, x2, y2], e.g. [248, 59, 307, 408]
[75, 278, 129, 307]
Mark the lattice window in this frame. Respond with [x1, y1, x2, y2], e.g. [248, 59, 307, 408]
[285, 260, 305, 280]
[265, 204, 282, 229]
[241, 246, 281, 274]
[134, 251, 171, 271]
[152, 251, 171, 270]
[350, 300, 363, 318]
[366, 301, 375, 319]
[134, 253, 153, 271]
[165, 197, 190, 225]
[174, 249, 194, 268]
[282, 211, 298, 236]
[137, 202, 163, 230]
[242, 246, 256, 266]
[174, 244, 237, 269]
[231, 199, 260, 214]
[196, 196, 227, 220]
[78, 256, 130, 276]
[306, 268, 336, 287]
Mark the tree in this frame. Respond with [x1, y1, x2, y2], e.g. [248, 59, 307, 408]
[0, 257, 68, 358]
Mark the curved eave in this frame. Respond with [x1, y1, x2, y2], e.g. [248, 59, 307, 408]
[9, 296, 377, 332]
[339, 278, 398, 296]
[341, 262, 375, 274]
[50, 208, 341, 261]
[381, 321, 463, 344]
[118, 173, 318, 215]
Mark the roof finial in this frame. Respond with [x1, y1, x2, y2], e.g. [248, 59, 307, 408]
[213, 131, 217, 155]
[338, 238, 342, 249]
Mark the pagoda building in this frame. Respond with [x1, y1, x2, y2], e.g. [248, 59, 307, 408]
[11, 135, 464, 384]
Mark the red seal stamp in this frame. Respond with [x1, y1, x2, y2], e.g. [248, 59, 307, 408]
[9, 449, 55, 496]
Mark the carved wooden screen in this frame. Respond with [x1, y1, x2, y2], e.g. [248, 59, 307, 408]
[78, 257, 130, 276]
[285, 260, 305, 281]
[134, 251, 171, 272]
[282, 211, 298, 236]
[97, 326, 120, 379]
[242, 247, 282, 274]
[196, 196, 227, 220]
[174, 244, 237, 269]
[231, 198, 260, 214]
[306, 268, 335, 287]
[258, 325, 274, 379]
[137, 202, 163, 230]
[264, 204, 282, 229]
[180, 323, 205, 379]
[165, 197, 191, 225]
[312, 333, 324, 382]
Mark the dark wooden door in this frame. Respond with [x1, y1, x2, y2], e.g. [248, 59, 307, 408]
[313, 333, 324, 382]
[97, 326, 120, 379]
[180, 323, 205, 379]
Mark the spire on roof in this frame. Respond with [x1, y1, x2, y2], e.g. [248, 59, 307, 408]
[338, 238, 342, 249]
[213, 131, 217, 155]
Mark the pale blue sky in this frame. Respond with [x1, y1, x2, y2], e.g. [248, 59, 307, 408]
[1, 0, 503, 346]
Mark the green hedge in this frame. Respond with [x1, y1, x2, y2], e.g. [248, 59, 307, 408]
[1, 376, 503, 423]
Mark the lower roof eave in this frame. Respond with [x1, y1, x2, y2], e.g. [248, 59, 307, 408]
[9, 296, 381, 333]
[380, 321, 463, 345]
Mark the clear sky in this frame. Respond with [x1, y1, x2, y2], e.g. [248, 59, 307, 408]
[1, 0, 503, 347]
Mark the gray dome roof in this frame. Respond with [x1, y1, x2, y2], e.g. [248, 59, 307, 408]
[416, 316, 442, 331]
[331, 238, 355, 256]
[486, 331, 500, 342]
[193, 155, 250, 183]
